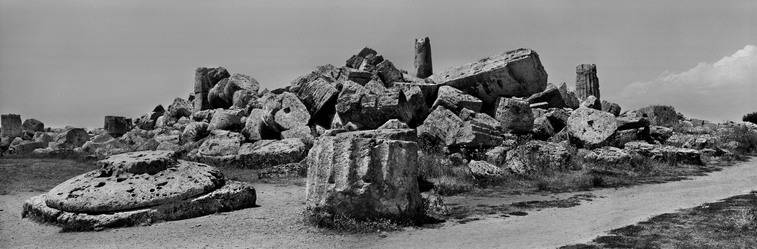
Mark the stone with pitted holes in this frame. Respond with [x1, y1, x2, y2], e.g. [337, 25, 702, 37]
[45, 151, 225, 213]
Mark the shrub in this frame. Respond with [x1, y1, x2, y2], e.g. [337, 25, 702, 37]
[742, 112, 757, 125]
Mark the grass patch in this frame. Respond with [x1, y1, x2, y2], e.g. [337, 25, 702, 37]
[0, 157, 99, 194]
[562, 191, 757, 248]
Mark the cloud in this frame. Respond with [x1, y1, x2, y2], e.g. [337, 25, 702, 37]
[618, 45, 757, 122]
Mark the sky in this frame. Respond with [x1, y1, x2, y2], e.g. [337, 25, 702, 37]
[0, 0, 755, 128]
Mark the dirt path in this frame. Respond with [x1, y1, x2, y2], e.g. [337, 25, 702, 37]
[364, 158, 757, 248]
[2, 159, 757, 249]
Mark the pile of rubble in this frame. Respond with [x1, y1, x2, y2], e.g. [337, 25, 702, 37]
[5, 37, 756, 226]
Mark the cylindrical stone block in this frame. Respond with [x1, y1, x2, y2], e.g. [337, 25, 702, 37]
[575, 64, 600, 101]
[414, 37, 433, 79]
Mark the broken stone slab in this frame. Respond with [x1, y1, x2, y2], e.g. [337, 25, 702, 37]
[237, 138, 309, 169]
[273, 92, 311, 131]
[433, 48, 548, 105]
[432, 85, 483, 114]
[208, 78, 232, 109]
[391, 83, 432, 127]
[495, 97, 534, 134]
[601, 100, 621, 117]
[194, 67, 230, 111]
[532, 116, 555, 140]
[290, 76, 339, 125]
[51, 128, 90, 150]
[196, 130, 245, 158]
[23, 180, 255, 231]
[334, 129, 417, 142]
[167, 97, 193, 119]
[306, 135, 423, 221]
[566, 107, 618, 147]
[241, 109, 266, 142]
[104, 116, 129, 138]
[625, 141, 703, 165]
[418, 106, 502, 148]
[582, 147, 631, 164]
[1, 114, 22, 138]
[281, 125, 316, 146]
[378, 119, 410, 130]
[505, 140, 572, 174]
[232, 90, 261, 113]
[468, 160, 505, 179]
[558, 82, 580, 109]
[22, 118, 45, 134]
[625, 105, 681, 127]
[223, 73, 260, 105]
[616, 116, 650, 131]
[192, 109, 215, 122]
[375, 60, 405, 86]
[580, 95, 602, 110]
[525, 83, 565, 108]
[208, 109, 245, 131]
[181, 122, 209, 143]
[335, 81, 413, 129]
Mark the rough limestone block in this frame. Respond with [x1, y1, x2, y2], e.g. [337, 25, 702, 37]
[566, 107, 618, 146]
[194, 67, 230, 111]
[274, 92, 311, 131]
[1, 114, 22, 138]
[104, 116, 129, 137]
[432, 86, 483, 114]
[495, 97, 534, 134]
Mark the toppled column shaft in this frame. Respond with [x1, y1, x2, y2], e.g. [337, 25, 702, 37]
[414, 37, 432, 78]
[575, 64, 600, 101]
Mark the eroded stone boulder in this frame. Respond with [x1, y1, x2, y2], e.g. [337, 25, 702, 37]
[194, 67, 230, 111]
[505, 140, 572, 174]
[51, 128, 90, 150]
[432, 86, 483, 114]
[22, 118, 45, 134]
[566, 108, 618, 147]
[1, 114, 22, 138]
[182, 122, 210, 143]
[208, 109, 245, 131]
[104, 116, 129, 138]
[237, 138, 309, 168]
[495, 97, 534, 134]
[273, 92, 311, 131]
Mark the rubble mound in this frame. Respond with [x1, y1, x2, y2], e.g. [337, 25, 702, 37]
[22, 151, 256, 231]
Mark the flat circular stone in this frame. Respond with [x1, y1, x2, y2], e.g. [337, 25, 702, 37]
[45, 160, 225, 213]
[97, 150, 178, 175]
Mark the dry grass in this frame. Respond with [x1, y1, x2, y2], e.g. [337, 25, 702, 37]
[562, 191, 757, 249]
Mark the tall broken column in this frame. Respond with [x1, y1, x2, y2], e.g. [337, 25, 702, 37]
[414, 37, 432, 79]
[575, 64, 600, 101]
[194, 67, 231, 111]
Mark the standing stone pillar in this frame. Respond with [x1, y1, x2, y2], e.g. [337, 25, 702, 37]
[414, 37, 433, 79]
[1, 114, 22, 138]
[194, 67, 230, 111]
[104, 115, 129, 137]
[575, 64, 600, 101]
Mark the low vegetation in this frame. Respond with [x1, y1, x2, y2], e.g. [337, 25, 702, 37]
[562, 191, 757, 249]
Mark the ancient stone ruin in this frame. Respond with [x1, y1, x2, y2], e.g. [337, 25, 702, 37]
[4, 37, 750, 228]
[575, 64, 600, 101]
[22, 151, 256, 230]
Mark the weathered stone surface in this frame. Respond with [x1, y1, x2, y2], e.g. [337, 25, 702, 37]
[192, 109, 215, 122]
[432, 86, 483, 114]
[580, 95, 602, 110]
[485, 145, 512, 165]
[433, 48, 548, 105]
[1, 114, 22, 138]
[274, 92, 311, 131]
[391, 82, 433, 127]
[505, 140, 572, 174]
[232, 90, 260, 112]
[414, 37, 433, 78]
[583, 147, 631, 164]
[22, 180, 255, 231]
[558, 82, 580, 109]
[468, 160, 505, 179]
[208, 78, 231, 109]
[46, 154, 224, 213]
[82, 135, 130, 157]
[567, 108, 618, 146]
[98, 151, 178, 175]
[12, 141, 49, 154]
[346, 47, 379, 69]
[375, 60, 404, 85]
[182, 122, 209, 142]
[306, 135, 422, 221]
[33, 132, 54, 143]
[650, 126, 673, 143]
[378, 119, 409, 130]
[155, 134, 181, 151]
[575, 64, 600, 101]
[22, 118, 45, 134]
[196, 130, 244, 158]
[281, 125, 316, 146]
[336, 129, 417, 142]
[51, 128, 90, 150]
[237, 138, 309, 168]
[290, 77, 339, 124]
[104, 116, 129, 137]
[532, 116, 555, 140]
[241, 109, 266, 141]
[208, 109, 245, 131]
[495, 97, 534, 134]
[194, 67, 230, 111]
[336, 81, 413, 129]
[136, 110, 163, 130]
[616, 116, 650, 131]
[525, 83, 565, 108]
[167, 97, 193, 119]
[601, 100, 621, 116]
[625, 141, 703, 165]
[223, 73, 260, 105]
[625, 105, 680, 127]
[418, 106, 503, 147]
